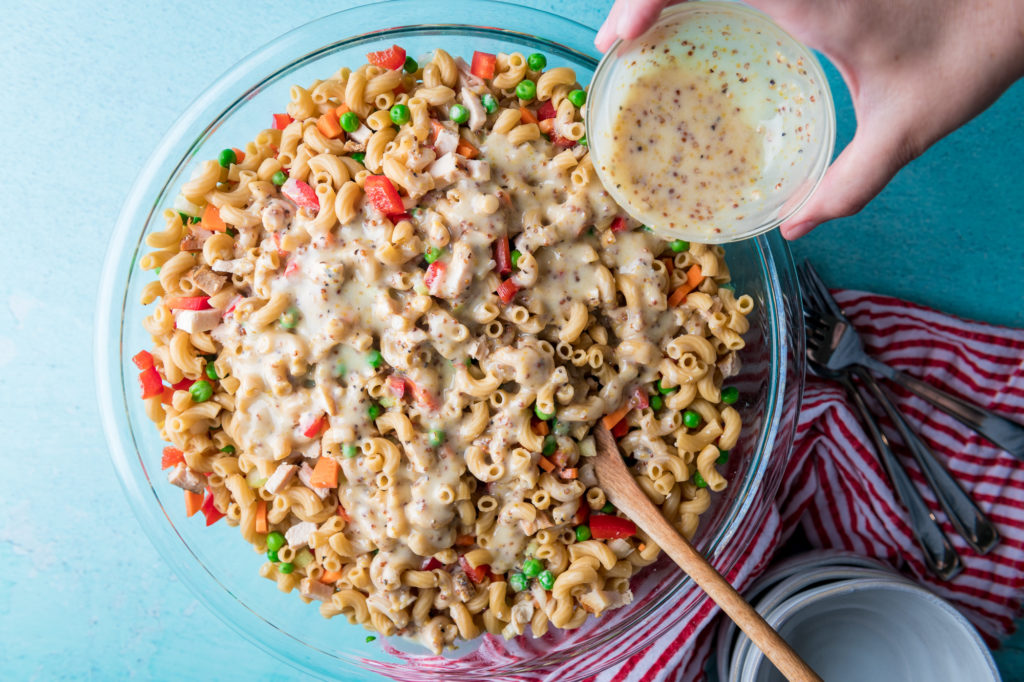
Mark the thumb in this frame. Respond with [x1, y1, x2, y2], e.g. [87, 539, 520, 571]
[780, 122, 916, 239]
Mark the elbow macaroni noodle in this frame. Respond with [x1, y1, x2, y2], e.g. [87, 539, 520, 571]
[137, 46, 753, 654]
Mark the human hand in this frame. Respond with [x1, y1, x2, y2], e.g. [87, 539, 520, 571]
[595, 0, 1024, 239]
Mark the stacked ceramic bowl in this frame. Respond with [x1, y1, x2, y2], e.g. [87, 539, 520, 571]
[715, 551, 1001, 682]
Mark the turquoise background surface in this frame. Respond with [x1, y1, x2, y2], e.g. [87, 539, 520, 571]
[1, 0, 1020, 679]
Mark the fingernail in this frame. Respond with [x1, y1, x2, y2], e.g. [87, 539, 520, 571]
[782, 221, 815, 239]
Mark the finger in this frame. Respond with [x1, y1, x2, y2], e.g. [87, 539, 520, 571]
[595, 0, 630, 52]
[617, 0, 675, 40]
[780, 123, 911, 239]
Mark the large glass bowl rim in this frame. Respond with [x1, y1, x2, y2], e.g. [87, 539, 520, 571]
[94, 1, 798, 678]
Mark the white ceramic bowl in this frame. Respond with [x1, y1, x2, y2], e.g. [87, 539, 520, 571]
[738, 579, 1001, 682]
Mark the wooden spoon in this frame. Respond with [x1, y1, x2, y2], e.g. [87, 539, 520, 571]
[593, 423, 822, 682]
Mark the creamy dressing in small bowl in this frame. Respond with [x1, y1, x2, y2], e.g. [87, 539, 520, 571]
[586, 1, 836, 243]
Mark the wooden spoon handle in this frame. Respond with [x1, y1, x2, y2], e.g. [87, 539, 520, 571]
[594, 425, 821, 682]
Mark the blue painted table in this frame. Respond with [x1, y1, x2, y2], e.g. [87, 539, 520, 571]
[1, 1, 1021, 679]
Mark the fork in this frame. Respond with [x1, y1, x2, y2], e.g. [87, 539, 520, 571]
[800, 261, 1024, 460]
[808, 360, 963, 581]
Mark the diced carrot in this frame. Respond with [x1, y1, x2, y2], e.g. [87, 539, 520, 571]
[455, 534, 475, 547]
[561, 467, 578, 479]
[201, 203, 226, 232]
[337, 505, 351, 522]
[184, 490, 204, 517]
[601, 403, 631, 431]
[333, 103, 350, 118]
[538, 455, 556, 473]
[519, 106, 538, 125]
[662, 256, 674, 277]
[255, 499, 268, 534]
[532, 418, 549, 436]
[538, 118, 555, 134]
[429, 119, 445, 142]
[310, 456, 340, 489]
[231, 147, 246, 163]
[637, 542, 647, 553]
[668, 265, 703, 307]
[455, 139, 479, 159]
[551, 449, 569, 468]
[319, 570, 345, 584]
[317, 112, 344, 139]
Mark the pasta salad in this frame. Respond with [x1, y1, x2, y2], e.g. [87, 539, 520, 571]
[133, 44, 753, 654]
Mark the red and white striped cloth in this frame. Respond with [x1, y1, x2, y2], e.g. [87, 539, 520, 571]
[586, 289, 1024, 681]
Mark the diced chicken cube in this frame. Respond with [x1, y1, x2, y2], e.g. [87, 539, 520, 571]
[464, 159, 490, 181]
[297, 462, 330, 500]
[180, 228, 213, 252]
[719, 351, 742, 379]
[285, 521, 319, 548]
[190, 266, 227, 295]
[460, 88, 486, 132]
[300, 577, 335, 602]
[427, 153, 460, 187]
[452, 570, 476, 602]
[166, 463, 205, 494]
[211, 258, 254, 276]
[348, 124, 373, 145]
[264, 463, 297, 494]
[261, 198, 294, 232]
[173, 308, 223, 334]
[433, 125, 460, 156]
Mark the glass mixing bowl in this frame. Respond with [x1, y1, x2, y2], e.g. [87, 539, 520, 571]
[95, 2, 805, 679]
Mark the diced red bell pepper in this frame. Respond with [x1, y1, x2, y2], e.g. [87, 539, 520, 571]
[161, 446, 186, 470]
[303, 413, 327, 438]
[550, 132, 577, 148]
[424, 260, 446, 292]
[201, 490, 225, 526]
[390, 212, 413, 223]
[631, 387, 649, 410]
[610, 216, 628, 233]
[132, 350, 154, 370]
[387, 375, 407, 399]
[422, 557, 443, 571]
[611, 419, 630, 438]
[363, 175, 405, 215]
[272, 113, 293, 130]
[161, 387, 174, 405]
[497, 279, 519, 304]
[138, 366, 163, 399]
[470, 51, 497, 79]
[367, 44, 406, 70]
[589, 514, 637, 540]
[171, 377, 195, 391]
[282, 177, 320, 213]
[459, 555, 490, 584]
[165, 296, 211, 310]
[407, 379, 438, 411]
[494, 236, 512, 275]
[573, 502, 591, 526]
[537, 100, 557, 120]
[283, 260, 300, 277]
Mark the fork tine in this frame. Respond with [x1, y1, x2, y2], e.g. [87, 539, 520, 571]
[802, 261, 844, 318]
[797, 263, 829, 315]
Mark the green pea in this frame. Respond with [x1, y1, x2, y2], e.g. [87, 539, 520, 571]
[365, 635, 376, 643]
[226, 228, 237, 237]
[650, 395, 664, 411]
[537, 569, 555, 590]
[279, 562, 294, 574]
[721, 386, 739, 405]
[526, 52, 547, 71]
[717, 449, 730, 465]
[205, 362, 219, 381]
[429, 429, 446, 448]
[567, 89, 587, 108]
[694, 472, 708, 488]
[154, 266, 161, 276]
[403, 56, 418, 73]
[177, 211, 191, 225]
[579, 134, 588, 147]
[575, 525, 591, 542]
[333, 361, 347, 377]
[217, 148, 236, 168]
[340, 111, 360, 133]
[351, 152, 366, 164]
[509, 573, 529, 592]
[189, 380, 213, 403]
[515, 79, 537, 101]
[343, 444, 359, 458]
[368, 403, 382, 420]
[220, 445, 235, 454]
[390, 103, 411, 125]
[480, 93, 498, 114]
[601, 502, 614, 514]
[534, 404, 554, 421]
[522, 558, 542, 578]
[279, 307, 300, 329]
[271, 170, 287, 186]
[449, 104, 469, 124]
[367, 349, 383, 369]
[669, 239, 690, 253]
[657, 380, 677, 395]
[542, 435, 557, 456]
[424, 246, 443, 263]
[266, 531, 286, 552]
[511, 249, 522, 269]
[683, 410, 701, 429]
[266, 549, 279, 562]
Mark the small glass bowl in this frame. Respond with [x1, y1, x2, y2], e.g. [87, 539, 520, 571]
[95, 2, 805, 679]
[586, 1, 836, 243]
